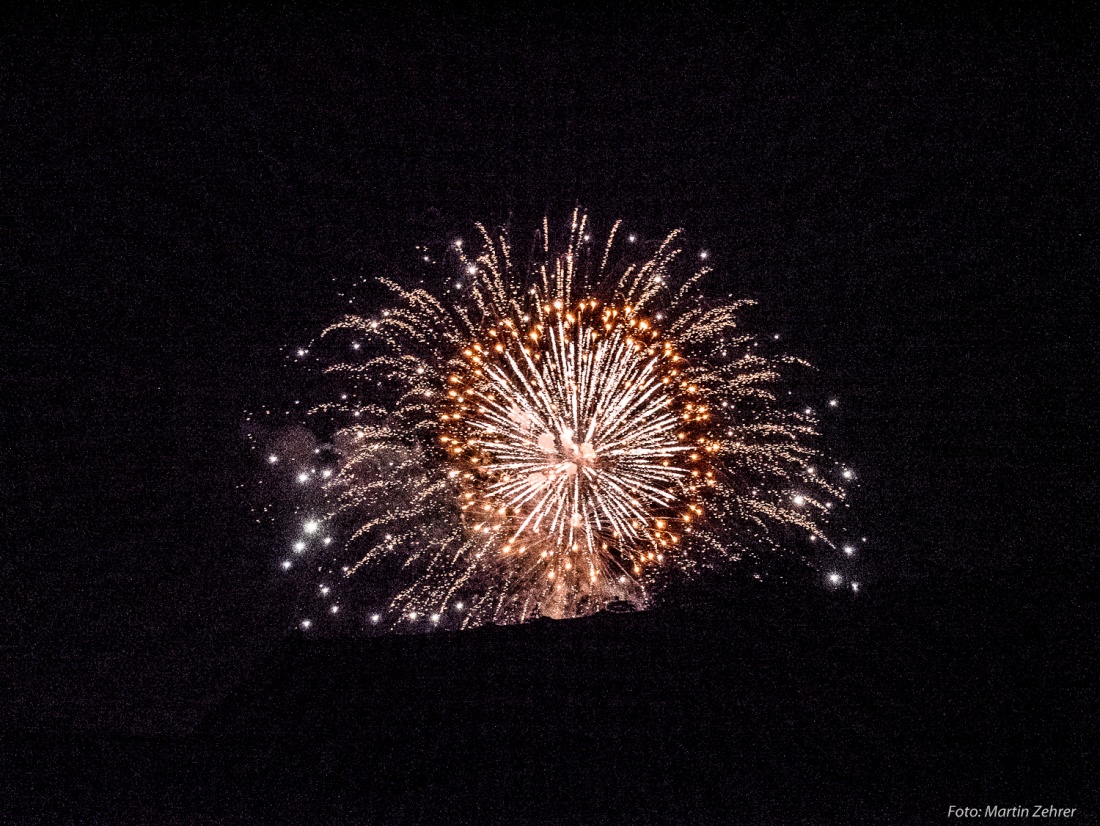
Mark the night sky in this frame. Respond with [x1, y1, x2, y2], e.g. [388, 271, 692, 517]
[2, 5, 1096, 823]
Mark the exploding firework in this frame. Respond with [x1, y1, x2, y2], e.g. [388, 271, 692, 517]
[271, 211, 856, 628]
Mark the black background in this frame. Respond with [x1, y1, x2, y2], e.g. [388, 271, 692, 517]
[2, 4, 1096, 823]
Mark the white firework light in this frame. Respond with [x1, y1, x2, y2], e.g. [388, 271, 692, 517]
[295, 212, 848, 627]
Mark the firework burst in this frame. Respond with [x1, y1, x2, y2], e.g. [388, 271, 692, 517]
[277, 211, 852, 628]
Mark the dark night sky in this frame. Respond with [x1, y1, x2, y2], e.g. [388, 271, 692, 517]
[1, 3, 1096, 808]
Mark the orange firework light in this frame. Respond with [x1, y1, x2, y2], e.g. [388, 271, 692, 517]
[441, 297, 716, 618]
[280, 211, 852, 628]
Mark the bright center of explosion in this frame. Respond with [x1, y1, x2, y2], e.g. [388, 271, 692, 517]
[442, 302, 710, 610]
